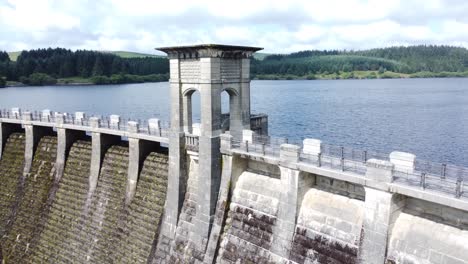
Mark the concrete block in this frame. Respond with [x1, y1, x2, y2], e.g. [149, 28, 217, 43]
[127, 121, 138, 133]
[390, 151, 416, 173]
[303, 138, 322, 155]
[366, 158, 394, 184]
[148, 118, 161, 136]
[89, 117, 100, 128]
[110, 114, 120, 129]
[75, 112, 86, 125]
[192, 123, 201, 136]
[280, 144, 300, 162]
[41, 109, 52, 122]
[11, 107, 21, 118]
[242, 129, 254, 143]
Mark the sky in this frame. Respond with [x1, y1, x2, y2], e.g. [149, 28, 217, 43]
[1, 0, 468, 54]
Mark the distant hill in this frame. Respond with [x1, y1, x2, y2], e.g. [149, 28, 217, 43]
[253, 53, 271, 61]
[107, 51, 164, 59]
[252, 45, 468, 77]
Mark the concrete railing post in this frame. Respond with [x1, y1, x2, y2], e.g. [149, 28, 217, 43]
[220, 133, 233, 153]
[110, 114, 120, 130]
[360, 159, 404, 264]
[11, 107, 21, 119]
[280, 143, 300, 163]
[242, 129, 254, 143]
[303, 138, 322, 165]
[389, 151, 416, 173]
[192, 123, 201, 136]
[41, 109, 52, 122]
[75, 112, 86, 125]
[90, 117, 100, 128]
[55, 113, 65, 126]
[148, 118, 161, 136]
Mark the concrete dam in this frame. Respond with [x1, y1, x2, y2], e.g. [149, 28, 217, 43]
[1, 44, 468, 264]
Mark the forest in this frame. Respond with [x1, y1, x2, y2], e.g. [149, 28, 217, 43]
[0, 48, 168, 86]
[1, 45, 468, 87]
[251, 45, 468, 79]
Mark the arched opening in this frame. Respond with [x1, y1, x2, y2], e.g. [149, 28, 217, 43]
[221, 88, 241, 135]
[183, 89, 201, 135]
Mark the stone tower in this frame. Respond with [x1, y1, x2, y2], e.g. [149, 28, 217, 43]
[156, 44, 262, 246]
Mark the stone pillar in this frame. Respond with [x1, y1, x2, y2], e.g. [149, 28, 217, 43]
[195, 56, 222, 248]
[240, 57, 251, 130]
[228, 91, 243, 139]
[89, 117, 120, 196]
[55, 114, 86, 182]
[183, 94, 192, 134]
[272, 144, 301, 258]
[75, 112, 86, 125]
[160, 57, 187, 240]
[0, 121, 22, 160]
[126, 121, 160, 204]
[23, 112, 54, 174]
[360, 159, 405, 263]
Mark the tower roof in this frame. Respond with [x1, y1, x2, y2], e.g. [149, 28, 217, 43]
[156, 44, 263, 59]
[156, 44, 263, 53]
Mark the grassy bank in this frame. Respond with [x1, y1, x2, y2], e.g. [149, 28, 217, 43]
[3, 73, 169, 87]
[253, 70, 468, 80]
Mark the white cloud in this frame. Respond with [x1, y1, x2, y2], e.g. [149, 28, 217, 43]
[1, 0, 468, 53]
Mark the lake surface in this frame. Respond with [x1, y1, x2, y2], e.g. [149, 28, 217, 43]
[0, 78, 467, 166]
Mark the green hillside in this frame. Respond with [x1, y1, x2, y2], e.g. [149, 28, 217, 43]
[252, 45, 468, 79]
[108, 51, 164, 58]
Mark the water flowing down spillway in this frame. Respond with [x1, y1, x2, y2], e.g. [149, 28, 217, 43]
[31, 140, 93, 263]
[1, 136, 57, 262]
[0, 133, 25, 240]
[115, 152, 168, 263]
[0, 135, 169, 263]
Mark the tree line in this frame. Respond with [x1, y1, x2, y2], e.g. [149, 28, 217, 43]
[0, 48, 169, 84]
[251, 45, 468, 77]
[2, 45, 468, 87]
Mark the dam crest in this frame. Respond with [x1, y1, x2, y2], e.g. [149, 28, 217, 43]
[0, 44, 468, 264]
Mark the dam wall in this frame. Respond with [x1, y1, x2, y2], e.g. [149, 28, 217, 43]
[1, 44, 468, 264]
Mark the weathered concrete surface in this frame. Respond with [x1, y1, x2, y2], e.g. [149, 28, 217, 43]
[387, 212, 468, 264]
[291, 188, 364, 264]
[217, 171, 287, 263]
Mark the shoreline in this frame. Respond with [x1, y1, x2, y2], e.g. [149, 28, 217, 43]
[3, 74, 468, 88]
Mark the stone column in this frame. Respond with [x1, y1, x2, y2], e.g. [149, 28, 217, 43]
[55, 113, 86, 182]
[271, 144, 302, 259]
[182, 94, 193, 134]
[240, 57, 251, 130]
[195, 57, 222, 249]
[0, 122, 22, 160]
[126, 121, 160, 204]
[360, 159, 405, 263]
[89, 117, 120, 196]
[23, 112, 54, 175]
[228, 90, 243, 139]
[161, 57, 187, 239]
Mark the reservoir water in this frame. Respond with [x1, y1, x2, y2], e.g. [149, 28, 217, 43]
[0, 78, 467, 166]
